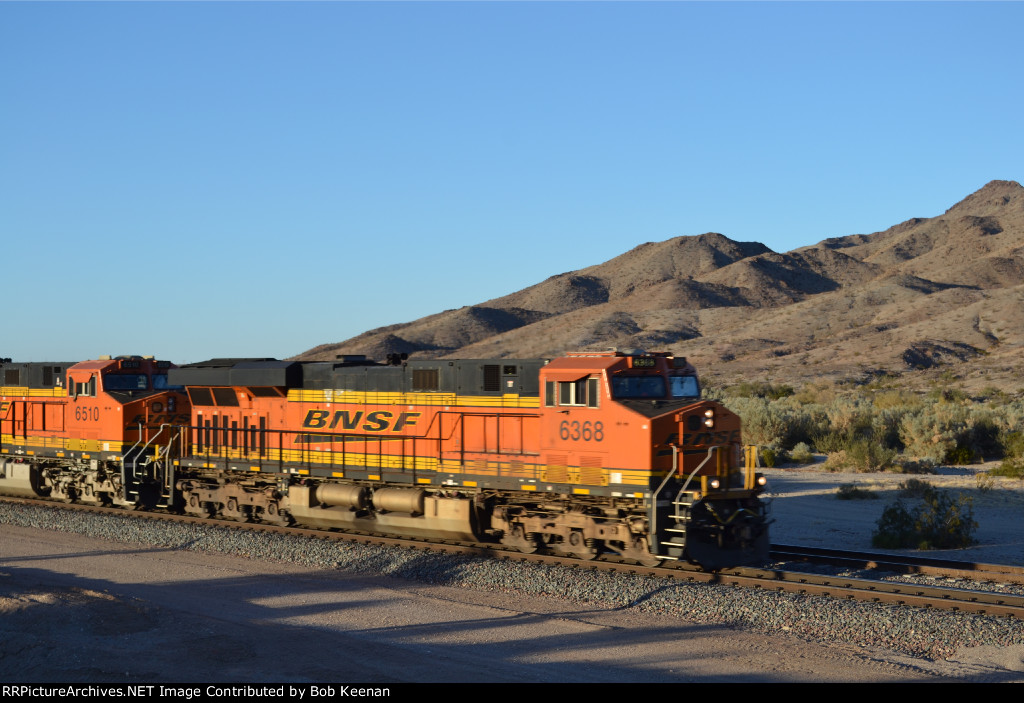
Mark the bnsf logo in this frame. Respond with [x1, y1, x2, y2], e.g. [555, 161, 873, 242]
[302, 409, 421, 433]
[665, 430, 742, 446]
[684, 430, 741, 445]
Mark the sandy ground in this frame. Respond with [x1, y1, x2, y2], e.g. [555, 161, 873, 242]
[764, 462, 1024, 565]
[0, 524, 955, 684]
[3, 465, 1024, 682]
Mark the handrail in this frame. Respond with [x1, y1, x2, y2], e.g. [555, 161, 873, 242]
[647, 445, 720, 555]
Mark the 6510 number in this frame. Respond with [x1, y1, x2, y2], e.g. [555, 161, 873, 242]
[75, 406, 99, 422]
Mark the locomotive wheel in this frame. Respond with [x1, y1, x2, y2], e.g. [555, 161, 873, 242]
[261, 501, 292, 527]
[223, 498, 247, 522]
[619, 536, 661, 568]
[568, 530, 599, 560]
[502, 525, 539, 554]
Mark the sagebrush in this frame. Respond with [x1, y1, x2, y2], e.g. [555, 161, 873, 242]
[871, 481, 977, 550]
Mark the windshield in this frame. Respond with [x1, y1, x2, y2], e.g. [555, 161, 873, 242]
[670, 375, 700, 398]
[610, 375, 666, 399]
[104, 374, 149, 391]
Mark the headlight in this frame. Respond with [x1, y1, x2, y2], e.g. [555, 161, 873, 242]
[757, 475, 767, 486]
[708, 478, 720, 489]
[703, 409, 714, 427]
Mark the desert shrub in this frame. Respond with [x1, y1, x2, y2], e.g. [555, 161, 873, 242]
[822, 449, 851, 472]
[976, 473, 995, 493]
[725, 398, 789, 448]
[928, 387, 970, 403]
[945, 444, 975, 465]
[722, 397, 823, 449]
[836, 484, 877, 500]
[967, 414, 1002, 458]
[789, 442, 814, 465]
[978, 385, 1008, 404]
[725, 381, 795, 400]
[872, 485, 977, 550]
[811, 428, 850, 454]
[760, 446, 788, 468]
[793, 382, 836, 406]
[888, 457, 937, 474]
[825, 439, 896, 473]
[872, 389, 924, 411]
[897, 478, 935, 498]
[825, 396, 875, 441]
[898, 406, 961, 463]
[851, 439, 897, 471]
[999, 430, 1024, 459]
[870, 406, 911, 450]
[724, 385, 1023, 469]
[989, 457, 1024, 479]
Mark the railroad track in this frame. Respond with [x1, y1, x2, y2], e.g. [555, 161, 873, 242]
[772, 543, 1024, 585]
[5, 494, 1024, 620]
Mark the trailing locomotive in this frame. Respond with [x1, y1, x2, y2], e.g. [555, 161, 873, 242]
[0, 350, 770, 569]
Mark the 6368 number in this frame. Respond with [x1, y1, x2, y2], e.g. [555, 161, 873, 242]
[559, 420, 604, 442]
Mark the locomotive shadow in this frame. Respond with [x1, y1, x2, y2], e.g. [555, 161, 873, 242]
[0, 545, 956, 683]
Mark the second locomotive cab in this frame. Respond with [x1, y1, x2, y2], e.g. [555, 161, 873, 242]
[1, 350, 770, 569]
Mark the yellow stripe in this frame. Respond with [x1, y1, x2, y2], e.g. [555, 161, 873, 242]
[1, 434, 69, 449]
[0, 387, 67, 398]
[286, 389, 538, 408]
[173, 443, 651, 488]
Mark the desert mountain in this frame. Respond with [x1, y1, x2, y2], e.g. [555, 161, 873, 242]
[297, 180, 1024, 390]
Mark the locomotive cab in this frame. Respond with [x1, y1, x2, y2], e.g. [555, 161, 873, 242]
[536, 350, 769, 568]
[59, 355, 190, 507]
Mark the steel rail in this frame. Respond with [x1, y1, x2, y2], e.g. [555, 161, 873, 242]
[4, 494, 1024, 619]
[771, 543, 1024, 585]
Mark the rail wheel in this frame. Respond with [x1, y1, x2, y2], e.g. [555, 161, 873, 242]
[502, 525, 539, 554]
[568, 530, 599, 560]
[185, 493, 215, 518]
[618, 536, 661, 567]
[261, 501, 292, 527]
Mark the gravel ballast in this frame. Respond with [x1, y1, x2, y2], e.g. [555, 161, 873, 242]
[4, 500, 1024, 663]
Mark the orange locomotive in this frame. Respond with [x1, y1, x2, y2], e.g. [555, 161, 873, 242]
[0, 356, 189, 507]
[1, 350, 770, 569]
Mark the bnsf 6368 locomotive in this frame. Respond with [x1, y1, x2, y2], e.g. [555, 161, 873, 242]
[0, 350, 769, 569]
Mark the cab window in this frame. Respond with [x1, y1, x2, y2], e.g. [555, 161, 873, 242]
[670, 375, 700, 398]
[611, 375, 666, 399]
[74, 375, 97, 397]
[547, 377, 599, 407]
[103, 374, 149, 391]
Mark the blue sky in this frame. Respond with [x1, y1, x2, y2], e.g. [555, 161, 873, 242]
[3, 1, 1021, 363]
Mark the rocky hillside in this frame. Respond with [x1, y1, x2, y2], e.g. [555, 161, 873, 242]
[296, 180, 1024, 391]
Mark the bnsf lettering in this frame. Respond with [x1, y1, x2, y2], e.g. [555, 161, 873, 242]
[302, 409, 420, 433]
[0, 401, 9, 415]
[682, 430, 741, 445]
